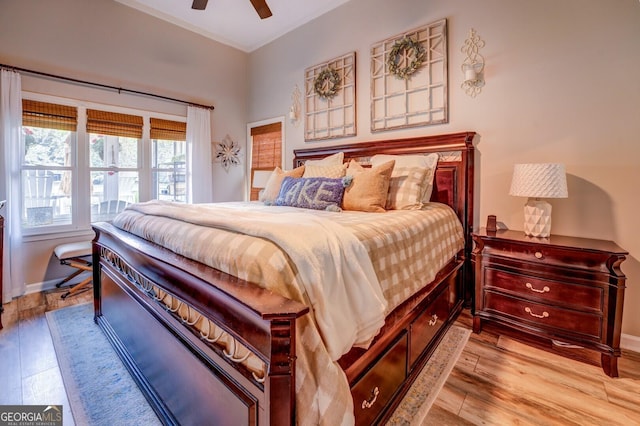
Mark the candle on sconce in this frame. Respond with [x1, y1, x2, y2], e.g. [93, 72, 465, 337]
[464, 68, 477, 82]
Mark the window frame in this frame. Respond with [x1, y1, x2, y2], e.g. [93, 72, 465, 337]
[20, 92, 187, 240]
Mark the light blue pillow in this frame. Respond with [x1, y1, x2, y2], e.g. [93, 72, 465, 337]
[274, 177, 346, 211]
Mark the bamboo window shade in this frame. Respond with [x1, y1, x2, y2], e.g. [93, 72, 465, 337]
[250, 122, 281, 169]
[22, 100, 77, 131]
[150, 118, 187, 141]
[86, 109, 143, 138]
[250, 122, 282, 200]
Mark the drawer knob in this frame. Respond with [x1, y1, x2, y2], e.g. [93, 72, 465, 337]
[428, 314, 438, 326]
[534, 251, 543, 259]
[361, 386, 380, 410]
[525, 307, 549, 319]
[525, 283, 550, 294]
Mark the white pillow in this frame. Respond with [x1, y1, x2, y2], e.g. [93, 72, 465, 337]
[370, 153, 439, 203]
[302, 163, 347, 178]
[304, 151, 344, 167]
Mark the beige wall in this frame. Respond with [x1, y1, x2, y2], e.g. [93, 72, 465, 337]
[248, 0, 640, 336]
[0, 0, 248, 286]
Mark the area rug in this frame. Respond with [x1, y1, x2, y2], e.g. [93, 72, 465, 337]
[47, 303, 469, 426]
[46, 303, 161, 426]
[386, 325, 471, 425]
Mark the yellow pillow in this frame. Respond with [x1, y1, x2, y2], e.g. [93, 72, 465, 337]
[260, 165, 305, 204]
[343, 160, 395, 212]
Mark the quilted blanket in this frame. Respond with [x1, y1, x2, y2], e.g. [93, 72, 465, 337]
[111, 201, 464, 425]
[118, 200, 387, 360]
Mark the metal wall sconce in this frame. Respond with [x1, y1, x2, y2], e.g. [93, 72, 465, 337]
[289, 84, 301, 127]
[461, 29, 485, 98]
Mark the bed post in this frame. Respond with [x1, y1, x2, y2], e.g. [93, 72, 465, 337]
[461, 133, 476, 308]
[267, 318, 299, 424]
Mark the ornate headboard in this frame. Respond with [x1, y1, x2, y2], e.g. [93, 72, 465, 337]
[294, 132, 477, 304]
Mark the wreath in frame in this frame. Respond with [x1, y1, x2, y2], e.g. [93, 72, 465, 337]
[313, 68, 341, 99]
[387, 37, 426, 80]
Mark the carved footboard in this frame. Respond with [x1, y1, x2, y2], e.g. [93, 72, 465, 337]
[92, 222, 309, 425]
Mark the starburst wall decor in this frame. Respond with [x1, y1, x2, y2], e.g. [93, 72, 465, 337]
[215, 134, 241, 171]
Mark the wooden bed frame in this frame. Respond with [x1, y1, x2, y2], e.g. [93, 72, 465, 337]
[92, 131, 476, 425]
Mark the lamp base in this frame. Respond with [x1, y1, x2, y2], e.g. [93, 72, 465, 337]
[523, 198, 552, 238]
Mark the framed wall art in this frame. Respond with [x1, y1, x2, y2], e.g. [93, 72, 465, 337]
[304, 52, 356, 141]
[370, 19, 448, 132]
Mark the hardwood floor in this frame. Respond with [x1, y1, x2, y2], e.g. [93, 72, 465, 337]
[1, 292, 639, 426]
[426, 311, 640, 425]
[0, 287, 92, 426]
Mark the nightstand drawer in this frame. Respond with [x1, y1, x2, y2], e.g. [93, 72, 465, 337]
[484, 291, 602, 339]
[484, 268, 603, 312]
[483, 239, 608, 271]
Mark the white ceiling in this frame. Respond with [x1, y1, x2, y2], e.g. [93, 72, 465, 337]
[115, 0, 352, 53]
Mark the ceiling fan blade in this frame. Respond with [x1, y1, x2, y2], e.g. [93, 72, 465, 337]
[250, 0, 272, 19]
[191, 0, 208, 10]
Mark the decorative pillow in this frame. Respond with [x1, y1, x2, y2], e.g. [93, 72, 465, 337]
[260, 165, 305, 204]
[343, 160, 395, 212]
[385, 166, 431, 210]
[274, 177, 345, 211]
[304, 151, 344, 167]
[371, 153, 439, 204]
[302, 162, 348, 179]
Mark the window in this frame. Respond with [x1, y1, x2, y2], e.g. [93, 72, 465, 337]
[21, 100, 77, 229]
[249, 121, 282, 201]
[150, 118, 187, 203]
[20, 95, 188, 234]
[87, 109, 142, 222]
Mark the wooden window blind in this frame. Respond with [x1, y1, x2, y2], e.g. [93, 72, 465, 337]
[250, 122, 282, 201]
[22, 100, 77, 131]
[150, 118, 187, 141]
[86, 109, 143, 138]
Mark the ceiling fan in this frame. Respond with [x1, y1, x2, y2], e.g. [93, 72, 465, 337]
[191, 0, 273, 19]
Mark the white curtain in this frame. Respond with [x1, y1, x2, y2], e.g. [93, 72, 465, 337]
[186, 106, 213, 203]
[0, 69, 25, 303]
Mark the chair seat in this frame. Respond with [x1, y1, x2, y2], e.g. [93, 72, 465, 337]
[54, 241, 92, 260]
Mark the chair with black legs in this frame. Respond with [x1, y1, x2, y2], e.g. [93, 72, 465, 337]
[54, 199, 129, 299]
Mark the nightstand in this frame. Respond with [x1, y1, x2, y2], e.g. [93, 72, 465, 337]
[472, 228, 628, 377]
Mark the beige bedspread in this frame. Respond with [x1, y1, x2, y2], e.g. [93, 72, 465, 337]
[111, 201, 463, 426]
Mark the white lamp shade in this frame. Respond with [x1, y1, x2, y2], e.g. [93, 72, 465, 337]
[252, 169, 273, 189]
[509, 163, 568, 199]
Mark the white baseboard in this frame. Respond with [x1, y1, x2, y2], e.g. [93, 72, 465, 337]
[25, 272, 91, 295]
[26, 280, 59, 294]
[621, 333, 640, 353]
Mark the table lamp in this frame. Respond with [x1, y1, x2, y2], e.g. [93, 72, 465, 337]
[252, 169, 273, 199]
[509, 163, 568, 238]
